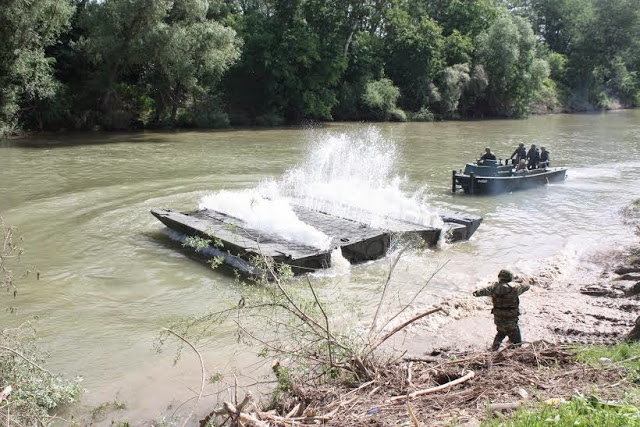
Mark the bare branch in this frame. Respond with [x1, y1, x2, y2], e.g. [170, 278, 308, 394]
[374, 260, 450, 337]
[306, 275, 333, 369]
[365, 307, 443, 356]
[162, 329, 205, 427]
[370, 241, 413, 336]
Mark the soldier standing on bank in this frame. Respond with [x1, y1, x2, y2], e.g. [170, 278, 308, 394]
[473, 270, 530, 351]
[624, 282, 640, 341]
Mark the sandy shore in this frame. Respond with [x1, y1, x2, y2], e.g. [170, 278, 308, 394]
[398, 244, 640, 359]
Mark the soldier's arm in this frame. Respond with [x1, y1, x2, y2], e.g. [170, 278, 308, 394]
[514, 283, 531, 296]
[473, 284, 494, 297]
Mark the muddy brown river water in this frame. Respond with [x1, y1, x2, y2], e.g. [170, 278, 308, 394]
[1, 111, 640, 424]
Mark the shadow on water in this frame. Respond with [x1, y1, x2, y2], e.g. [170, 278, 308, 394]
[1, 125, 327, 149]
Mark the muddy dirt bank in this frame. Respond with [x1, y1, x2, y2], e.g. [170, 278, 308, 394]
[398, 244, 640, 358]
[259, 243, 640, 426]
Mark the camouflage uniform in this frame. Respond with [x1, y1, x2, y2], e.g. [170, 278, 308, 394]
[624, 283, 640, 341]
[474, 270, 530, 351]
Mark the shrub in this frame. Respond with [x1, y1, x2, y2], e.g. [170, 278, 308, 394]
[408, 107, 434, 122]
[389, 108, 406, 122]
[362, 78, 400, 120]
[1, 219, 83, 424]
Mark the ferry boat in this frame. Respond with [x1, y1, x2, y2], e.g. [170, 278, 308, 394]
[452, 159, 567, 195]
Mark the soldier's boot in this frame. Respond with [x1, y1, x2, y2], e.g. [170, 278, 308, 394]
[491, 332, 506, 351]
[625, 316, 640, 342]
[508, 327, 522, 347]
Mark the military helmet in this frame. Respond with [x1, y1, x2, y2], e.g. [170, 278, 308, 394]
[498, 269, 513, 282]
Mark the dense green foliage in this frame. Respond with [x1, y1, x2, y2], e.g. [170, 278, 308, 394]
[1, 0, 639, 133]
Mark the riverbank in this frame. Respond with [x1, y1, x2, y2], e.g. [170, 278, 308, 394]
[3, 108, 637, 143]
[204, 202, 640, 426]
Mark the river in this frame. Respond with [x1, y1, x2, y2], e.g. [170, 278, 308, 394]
[1, 110, 640, 424]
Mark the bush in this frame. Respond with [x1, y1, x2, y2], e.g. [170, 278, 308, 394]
[530, 78, 561, 114]
[195, 110, 230, 128]
[408, 107, 434, 122]
[362, 78, 400, 120]
[1, 326, 83, 424]
[255, 112, 285, 127]
[1, 219, 83, 424]
[389, 108, 406, 122]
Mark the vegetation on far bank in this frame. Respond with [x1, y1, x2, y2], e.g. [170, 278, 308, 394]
[2, 0, 640, 136]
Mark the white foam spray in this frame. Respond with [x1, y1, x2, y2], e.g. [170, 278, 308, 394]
[199, 127, 443, 250]
[262, 127, 443, 229]
[199, 189, 331, 250]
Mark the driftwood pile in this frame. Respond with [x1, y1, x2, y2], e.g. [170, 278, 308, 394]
[199, 341, 628, 426]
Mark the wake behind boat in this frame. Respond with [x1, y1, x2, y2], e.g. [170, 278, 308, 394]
[452, 159, 567, 195]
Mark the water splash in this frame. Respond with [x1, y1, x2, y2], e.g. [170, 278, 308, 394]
[199, 189, 331, 250]
[263, 127, 443, 229]
[200, 127, 443, 249]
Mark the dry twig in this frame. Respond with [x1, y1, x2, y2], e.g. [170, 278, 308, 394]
[163, 328, 206, 427]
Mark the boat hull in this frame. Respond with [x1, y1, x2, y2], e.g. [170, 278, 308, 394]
[454, 168, 567, 194]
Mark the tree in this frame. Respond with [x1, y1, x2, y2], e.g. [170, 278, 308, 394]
[79, 0, 170, 129]
[383, 7, 445, 111]
[439, 63, 471, 116]
[77, 0, 241, 129]
[145, 0, 242, 126]
[422, 0, 501, 38]
[568, 0, 640, 108]
[0, 0, 74, 135]
[511, 0, 640, 110]
[476, 13, 549, 117]
[225, 0, 353, 124]
[361, 77, 400, 120]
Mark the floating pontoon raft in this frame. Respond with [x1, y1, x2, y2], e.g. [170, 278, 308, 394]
[151, 205, 481, 275]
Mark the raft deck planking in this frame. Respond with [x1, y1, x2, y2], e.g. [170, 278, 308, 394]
[151, 204, 482, 275]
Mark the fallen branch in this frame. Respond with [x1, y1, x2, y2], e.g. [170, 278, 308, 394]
[403, 356, 446, 363]
[238, 412, 269, 427]
[390, 370, 475, 402]
[367, 307, 443, 355]
[342, 380, 376, 398]
[374, 260, 450, 338]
